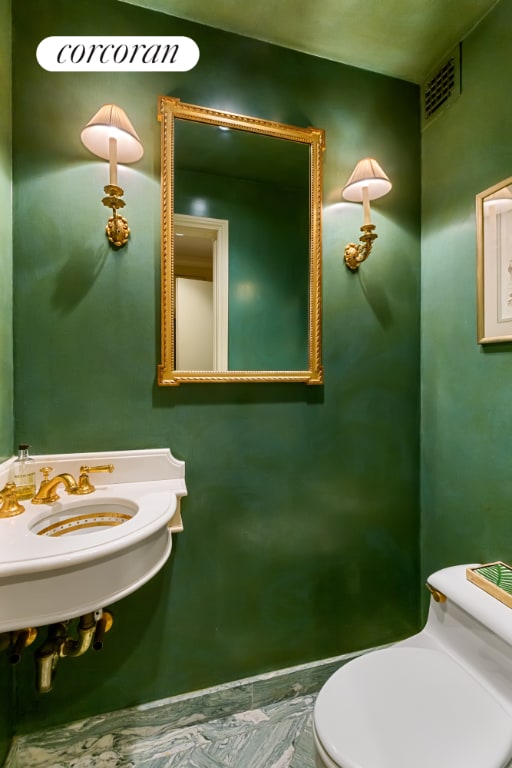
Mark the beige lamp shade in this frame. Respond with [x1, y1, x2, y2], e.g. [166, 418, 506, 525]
[342, 157, 391, 202]
[81, 104, 143, 163]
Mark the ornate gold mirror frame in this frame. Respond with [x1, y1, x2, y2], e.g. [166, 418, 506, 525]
[158, 96, 325, 385]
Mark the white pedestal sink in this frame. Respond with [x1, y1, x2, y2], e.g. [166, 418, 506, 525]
[0, 448, 186, 632]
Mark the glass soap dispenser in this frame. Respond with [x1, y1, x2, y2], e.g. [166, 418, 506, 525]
[10, 444, 36, 500]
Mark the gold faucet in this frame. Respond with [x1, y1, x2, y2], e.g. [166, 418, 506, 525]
[32, 468, 79, 504]
[0, 482, 25, 517]
[32, 464, 114, 504]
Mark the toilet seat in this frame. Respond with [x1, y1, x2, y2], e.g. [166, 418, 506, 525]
[314, 646, 512, 768]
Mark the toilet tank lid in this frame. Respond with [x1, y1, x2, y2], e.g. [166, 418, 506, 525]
[428, 564, 512, 648]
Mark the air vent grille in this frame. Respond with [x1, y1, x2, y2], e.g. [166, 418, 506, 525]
[421, 46, 461, 128]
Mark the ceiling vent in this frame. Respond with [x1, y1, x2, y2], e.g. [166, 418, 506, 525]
[421, 45, 461, 129]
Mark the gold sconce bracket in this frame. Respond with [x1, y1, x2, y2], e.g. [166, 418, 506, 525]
[106, 214, 130, 248]
[102, 185, 130, 248]
[344, 224, 378, 271]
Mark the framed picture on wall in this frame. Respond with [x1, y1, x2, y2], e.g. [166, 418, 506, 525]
[476, 176, 512, 343]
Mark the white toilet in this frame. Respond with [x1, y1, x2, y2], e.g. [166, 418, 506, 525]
[314, 564, 512, 768]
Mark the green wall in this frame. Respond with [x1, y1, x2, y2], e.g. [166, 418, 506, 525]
[0, 0, 12, 460]
[421, 0, 512, 583]
[0, 0, 13, 761]
[11, 0, 420, 734]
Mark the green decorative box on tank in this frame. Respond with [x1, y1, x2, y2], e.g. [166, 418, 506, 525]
[466, 562, 512, 608]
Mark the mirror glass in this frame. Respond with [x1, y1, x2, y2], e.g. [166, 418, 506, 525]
[476, 177, 512, 343]
[158, 97, 325, 385]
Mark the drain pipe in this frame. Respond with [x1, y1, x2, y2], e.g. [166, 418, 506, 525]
[0, 628, 38, 665]
[35, 622, 68, 693]
[8, 628, 38, 665]
[35, 610, 114, 692]
[59, 612, 97, 658]
[92, 611, 113, 650]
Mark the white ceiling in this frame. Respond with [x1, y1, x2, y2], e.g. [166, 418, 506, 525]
[119, 0, 500, 83]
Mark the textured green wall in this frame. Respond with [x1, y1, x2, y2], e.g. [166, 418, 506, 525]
[421, 0, 512, 584]
[0, 0, 13, 460]
[0, 0, 13, 762]
[11, 0, 420, 733]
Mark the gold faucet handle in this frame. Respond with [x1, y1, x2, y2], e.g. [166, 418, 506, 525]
[76, 464, 114, 495]
[39, 467, 53, 482]
[0, 482, 25, 518]
[80, 464, 114, 474]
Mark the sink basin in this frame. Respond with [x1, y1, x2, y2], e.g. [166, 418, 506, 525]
[0, 449, 186, 632]
[31, 499, 139, 537]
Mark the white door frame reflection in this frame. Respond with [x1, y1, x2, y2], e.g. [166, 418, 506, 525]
[174, 213, 229, 371]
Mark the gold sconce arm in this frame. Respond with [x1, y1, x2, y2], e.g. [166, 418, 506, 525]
[344, 224, 378, 271]
[102, 185, 130, 247]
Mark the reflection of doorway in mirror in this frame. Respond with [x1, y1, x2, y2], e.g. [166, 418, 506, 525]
[176, 278, 213, 370]
[498, 209, 512, 322]
[174, 214, 228, 370]
[488, 207, 512, 322]
[484, 187, 512, 324]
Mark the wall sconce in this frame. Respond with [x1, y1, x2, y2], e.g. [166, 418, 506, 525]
[81, 104, 143, 247]
[342, 157, 391, 271]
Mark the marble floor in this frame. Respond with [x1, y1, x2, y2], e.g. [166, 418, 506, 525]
[15, 695, 316, 768]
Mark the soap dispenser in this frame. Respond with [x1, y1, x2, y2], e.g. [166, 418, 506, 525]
[10, 444, 36, 500]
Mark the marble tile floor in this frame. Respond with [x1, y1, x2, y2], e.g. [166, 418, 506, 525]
[15, 695, 316, 768]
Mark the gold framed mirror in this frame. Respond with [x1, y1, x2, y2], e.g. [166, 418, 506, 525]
[476, 176, 512, 344]
[158, 96, 325, 385]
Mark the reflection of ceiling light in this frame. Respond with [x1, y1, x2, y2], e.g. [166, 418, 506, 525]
[192, 199, 208, 216]
[219, 126, 230, 132]
[236, 282, 257, 302]
[341, 157, 392, 271]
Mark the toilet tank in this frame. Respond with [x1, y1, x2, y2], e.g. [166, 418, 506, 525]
[414, 564, 512, 714]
